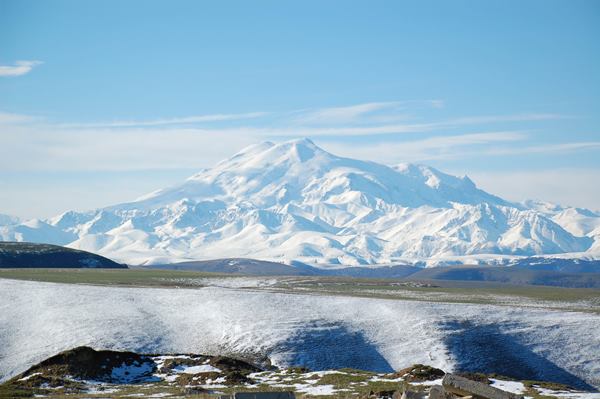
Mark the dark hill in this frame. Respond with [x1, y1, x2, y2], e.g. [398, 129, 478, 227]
[152, 258, 313, 275]
[0, 242, 126, 268]
[152, 258, 420, 278]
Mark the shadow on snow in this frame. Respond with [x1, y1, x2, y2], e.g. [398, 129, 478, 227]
[441, 320, 595, 391]
[275, 322, 394, 373]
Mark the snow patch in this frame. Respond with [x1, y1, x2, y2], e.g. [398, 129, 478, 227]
[173, 364, 221, 374]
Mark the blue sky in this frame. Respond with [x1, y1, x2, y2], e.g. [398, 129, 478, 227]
[1, 0, 599, 218]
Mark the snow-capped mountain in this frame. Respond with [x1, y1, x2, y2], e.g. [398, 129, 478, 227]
[0, 214, 20, 226]
[1, 138, 598, 266]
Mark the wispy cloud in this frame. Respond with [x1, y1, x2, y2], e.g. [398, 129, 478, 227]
[467, 168, 600, 210]
[1, 102, 598, 217]
[0, 104, 591, 174]
[3, 101, 566, 138]
[322, 131, 527, 163]
[0, 60, 42, 77]
[61, 111, 269, 128]
[481, 141, 600, 156]
[293, 100, 444, 125]
[294, 102, 403, 124]
[0, 112, 38, 125]
[281, 109, 565, 137]
[323, 134, 600, 165]
[0, 125, 260, 172]
[449, 113, 567, 125]
[0, 125, 531, 172]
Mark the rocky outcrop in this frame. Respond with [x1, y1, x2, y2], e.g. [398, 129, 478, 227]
[19, 346, 155, 383]
[0, 347, 590, 399]
[440, 374, 522, 399]
[390, 364, 445, 382]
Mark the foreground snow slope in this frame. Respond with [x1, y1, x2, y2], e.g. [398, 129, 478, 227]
[1, 139, 598, 265]
[1, 279, 599, 389]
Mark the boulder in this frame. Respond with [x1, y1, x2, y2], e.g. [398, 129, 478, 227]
[395, 389, 427, 399]
[428, 385, 453, 399]
[442, 374, 523, 399]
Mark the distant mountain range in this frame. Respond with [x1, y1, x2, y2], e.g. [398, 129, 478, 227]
[1, 138, 599, 267]
[147, 257, 600, 288]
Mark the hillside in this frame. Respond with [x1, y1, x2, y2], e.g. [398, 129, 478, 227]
[1, 139, 598, 266]
[0, 242, 125, 268]
[2, 278, 599, 390]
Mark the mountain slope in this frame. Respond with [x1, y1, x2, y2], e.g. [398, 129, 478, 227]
[1, 139, 597, 266]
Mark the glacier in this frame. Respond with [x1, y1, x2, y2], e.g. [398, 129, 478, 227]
[1, 138, 598, 266]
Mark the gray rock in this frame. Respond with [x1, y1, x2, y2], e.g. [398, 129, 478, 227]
[397, 389, 428, 399]
[429, 385, 453, 399]
[442, 374, 523, 399]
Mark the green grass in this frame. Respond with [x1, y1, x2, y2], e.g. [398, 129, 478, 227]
[314, 373, 371, 388]
[282, 278, 600, 313]
[288, 277, 600, 301]
[0, 384, 209, 399]
[0, 268, 227, 288]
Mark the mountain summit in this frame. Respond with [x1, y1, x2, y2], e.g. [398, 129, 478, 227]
[1, 139, 598, 266]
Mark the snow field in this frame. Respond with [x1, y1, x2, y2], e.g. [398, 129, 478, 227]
[1, 278, 599, 389]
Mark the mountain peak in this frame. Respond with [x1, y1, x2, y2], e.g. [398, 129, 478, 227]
[259, 137, 323, 156]
[2, 139, 597, 265]
[286, 137, 317, 147]
[217, 138, 327, 168]
[268, 137, 325, 162]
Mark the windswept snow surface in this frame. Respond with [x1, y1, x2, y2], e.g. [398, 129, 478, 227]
[0, 279, 599, 389]
[1, 139, 598, 266]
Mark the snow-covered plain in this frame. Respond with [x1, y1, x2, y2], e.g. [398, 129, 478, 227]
[1, 279, 599, 390]
[1, 139, 599, 266]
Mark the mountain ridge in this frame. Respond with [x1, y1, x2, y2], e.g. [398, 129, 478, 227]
[1, 138, 598, 266]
